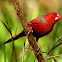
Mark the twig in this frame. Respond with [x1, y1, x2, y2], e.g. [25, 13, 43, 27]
[1, 10, 17, 61]
[22, 41, 25, 62]
[1, 10, 11, 32]
[0, 19, 12, 35]
[53, 34, 61, 47]
[12, 0, 44, 62]
[47, 42, 62, 55]
[45, 54, 62, 60]
[53, 58, 57, 62]
[17, 44, 28, 60]
[22, 47, 25, 62]
[47, 36, 62, 55]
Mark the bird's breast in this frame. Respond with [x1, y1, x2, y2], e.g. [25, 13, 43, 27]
[29, 22, 53, 36]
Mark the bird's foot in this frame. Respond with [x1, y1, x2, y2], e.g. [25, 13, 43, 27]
[33, 42, 41, 56]
[37, 42, 47, 54]
[34, 47, 41, 56]
[27, 27, 33, 35]
[35, 42, 47, 56]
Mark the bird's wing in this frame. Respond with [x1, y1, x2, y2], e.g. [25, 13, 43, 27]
[28, 18, 40, 24]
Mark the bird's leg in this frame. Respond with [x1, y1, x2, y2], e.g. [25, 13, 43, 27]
[37, 42, 41, 49]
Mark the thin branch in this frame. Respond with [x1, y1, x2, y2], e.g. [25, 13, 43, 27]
[53, 58, 57, 62]
[45, 54, 62, 60]
[22, 47, 25, 62]
[47, 42, 62, 56]
[21, 41, 25, 62]
[1, 10, 11, 31]
[47, 36, 62, 55]
[0, 19, 12, 35]
[12, 0, 44, 62]
[1, 10, 17, 61]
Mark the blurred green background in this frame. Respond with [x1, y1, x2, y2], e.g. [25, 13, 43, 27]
[0, 0, 62, 62]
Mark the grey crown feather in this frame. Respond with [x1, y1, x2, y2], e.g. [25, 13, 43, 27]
[39, 12, 56, 24]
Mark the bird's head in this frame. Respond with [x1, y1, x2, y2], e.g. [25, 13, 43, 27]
[45, 12, 62, 26]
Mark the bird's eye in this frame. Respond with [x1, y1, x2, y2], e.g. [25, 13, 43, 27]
[52, 15, 55, 17]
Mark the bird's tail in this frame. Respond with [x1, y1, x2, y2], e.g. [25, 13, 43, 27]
[2, 30, 25, 45]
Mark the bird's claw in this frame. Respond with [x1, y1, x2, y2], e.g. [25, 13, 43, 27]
[34, 47, 41, 56]
[27, 27, 33, 35]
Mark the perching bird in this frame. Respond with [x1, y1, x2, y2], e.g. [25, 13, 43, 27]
[2, 12, 62, 45]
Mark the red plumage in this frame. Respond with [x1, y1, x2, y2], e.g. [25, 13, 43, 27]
[2, 12, 62, 44]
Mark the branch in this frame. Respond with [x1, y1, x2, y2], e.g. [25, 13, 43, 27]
[12, 0, 44, 62]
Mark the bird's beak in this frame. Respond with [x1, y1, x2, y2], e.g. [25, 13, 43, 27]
[55, 14, 62, 20]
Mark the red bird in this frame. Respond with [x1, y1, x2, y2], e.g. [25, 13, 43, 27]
[2, 12, 62, 44]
